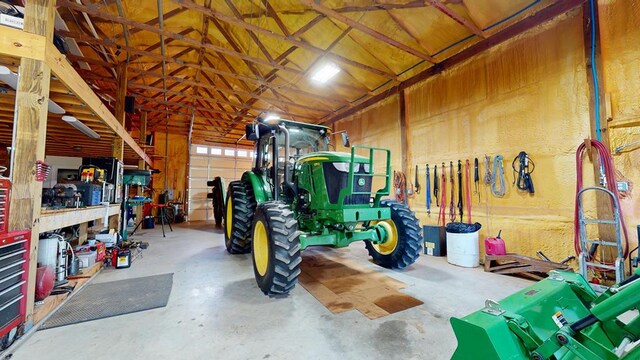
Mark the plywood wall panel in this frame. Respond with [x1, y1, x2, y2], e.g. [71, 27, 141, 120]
[152, 132, 188, 202]
[340, 9, 598, 262]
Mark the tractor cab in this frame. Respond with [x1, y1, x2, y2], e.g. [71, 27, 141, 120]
[245, 117, 342, 203]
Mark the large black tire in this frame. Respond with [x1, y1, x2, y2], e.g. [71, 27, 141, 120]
[224, 181, 256, 254]
[365, 200, 422, 269]
[251, 202, 302, 296]
[213, 185, 224, 225]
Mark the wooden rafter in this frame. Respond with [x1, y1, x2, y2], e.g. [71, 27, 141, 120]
[171, 0, 397, 80]
[425, 0, 486, 39]
[299, 0, 436, 63]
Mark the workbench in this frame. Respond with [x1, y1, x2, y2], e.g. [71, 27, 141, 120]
[40, 204, 120, 244]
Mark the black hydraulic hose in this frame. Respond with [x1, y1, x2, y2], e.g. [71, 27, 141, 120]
[433, 165, 439, 207]
[474, 157, 479, 201]
[512, 151, 535, 194]
[457, 160, 463, 222]
[570, 314, 598, 332]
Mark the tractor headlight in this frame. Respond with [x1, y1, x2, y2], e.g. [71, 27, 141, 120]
[332, 162, 350, 173]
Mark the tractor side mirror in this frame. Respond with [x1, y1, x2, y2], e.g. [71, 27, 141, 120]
[246, 124, 259, 141]
[341, 132, 350, 148]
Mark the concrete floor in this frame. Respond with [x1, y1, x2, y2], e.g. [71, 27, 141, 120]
[12, 222, 531, 360]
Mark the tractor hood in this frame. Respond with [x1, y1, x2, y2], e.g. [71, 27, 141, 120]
[297, 151, 369, 164]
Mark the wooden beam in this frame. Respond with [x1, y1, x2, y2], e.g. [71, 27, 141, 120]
[45, 44, 151, 164]
[323, 0, 588, 124]
[425, 0, 486, 39]
[0, 25, 47, 61]
[113, 62, 127, 160]
[172, 0, 397, 79]
[9, 0, 56, 327]
[299, 0, 435, 62]
[58, 0, 307, 76]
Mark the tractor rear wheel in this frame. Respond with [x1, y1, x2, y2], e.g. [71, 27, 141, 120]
[224, 181, 256, 254]
[365, 200, 422, 269]
[251, 202, 302, 296]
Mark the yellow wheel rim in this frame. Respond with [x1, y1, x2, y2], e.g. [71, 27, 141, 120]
[373, 220, 399, 255]
[253, 220, 269, 276]
[225, 199, 233, 238]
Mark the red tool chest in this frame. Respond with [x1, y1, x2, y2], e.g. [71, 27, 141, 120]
[0, 230, 30, 338]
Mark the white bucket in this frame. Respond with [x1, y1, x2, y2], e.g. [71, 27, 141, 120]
[37, 237, 58, 268]
[446, 231, 480, 268]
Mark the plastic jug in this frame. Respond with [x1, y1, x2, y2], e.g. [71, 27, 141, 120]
[485, 230, 507, 256]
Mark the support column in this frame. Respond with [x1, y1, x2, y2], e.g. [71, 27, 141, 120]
[8, 0, 56, 325]
[583, 2, 616, 258]
[136, 112, 147, 222]
[398, 90, 409, 204]
[112, 62, 127, 160]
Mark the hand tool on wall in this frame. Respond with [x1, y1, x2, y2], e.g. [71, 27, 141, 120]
[414, 165, 421, 194]
[473, 157, 480, 202]
[449, 161, 455, 222]
[457, 160, 463, 222]
[438, 163, 447, 226]
[465, 159, 472, 223]
[512, 151, 535, 194]
[491, 155, 506, 197]
[425, 164, 431, 216]
[483, 155, 492, 185]
[433, 165, 439, 207]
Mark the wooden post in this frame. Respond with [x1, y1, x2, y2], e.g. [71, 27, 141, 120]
[582, 2, 616, 256]
[136, 112, 147, 222]
[8, 0, 56, 326]
[112, 62, 127, 160]
[398, 90, 409, 204]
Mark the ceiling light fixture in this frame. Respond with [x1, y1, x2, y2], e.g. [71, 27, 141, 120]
[311, 62, 341, 83]
[62, 115, 100, 139]
[0, 65, 65, 114]
[263, 113, 280, 123]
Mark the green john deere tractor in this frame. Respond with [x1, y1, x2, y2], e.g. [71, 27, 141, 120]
[224, 117, 422, 295]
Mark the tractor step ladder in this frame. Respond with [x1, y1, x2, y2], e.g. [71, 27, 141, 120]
[577, 186, 625, 284]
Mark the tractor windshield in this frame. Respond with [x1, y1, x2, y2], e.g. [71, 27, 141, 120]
[287, 127, 328, 157]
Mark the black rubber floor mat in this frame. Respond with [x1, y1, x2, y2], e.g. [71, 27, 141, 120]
[40, 273, 173, 330]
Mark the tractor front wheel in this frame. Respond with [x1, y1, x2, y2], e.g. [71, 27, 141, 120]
[251, 202, 302, 296]
[224, 181, 256, 254]
[365, 200, 422, 269]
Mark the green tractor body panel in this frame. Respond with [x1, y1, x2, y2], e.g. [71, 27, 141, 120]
[451, 269, 640, 360]
[241, 171, 272, 204]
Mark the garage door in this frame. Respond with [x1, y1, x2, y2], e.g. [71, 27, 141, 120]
[188, 144, 253, 221]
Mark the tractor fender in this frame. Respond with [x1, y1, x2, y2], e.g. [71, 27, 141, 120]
[241, 171, 272, 204]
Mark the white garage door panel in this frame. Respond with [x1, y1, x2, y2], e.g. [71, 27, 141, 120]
[188, 144, 252, 221]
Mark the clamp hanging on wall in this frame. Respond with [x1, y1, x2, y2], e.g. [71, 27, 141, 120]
[425, 164, 431, 216]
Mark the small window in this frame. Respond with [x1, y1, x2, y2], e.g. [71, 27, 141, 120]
[210, 148, 222, 155]
[237, 150, 248, 157]
[196, 146, 208, 154]
[224, 149, 235, 157]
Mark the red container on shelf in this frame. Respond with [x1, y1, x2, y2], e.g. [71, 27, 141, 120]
[484, 230, 507, 256]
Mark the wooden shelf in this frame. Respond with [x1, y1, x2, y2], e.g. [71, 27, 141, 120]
[40, 204, 119, 233]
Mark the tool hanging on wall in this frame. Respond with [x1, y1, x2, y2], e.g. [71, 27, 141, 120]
[457, 160, 463, 222]
[433, 165, 439, 207]
[484, 155, 493, 185]
[449, 161, 456, 222]
[425, 164, 431, 216]
[393, 171, 406, 203]
[414, 165, 421, 194]
[512, 151, 535, 194]
[491, 155, 506, 197]
[438, 163, 447, 226]
[465, 159, 472, 223]
[474, 157, 480, 202]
